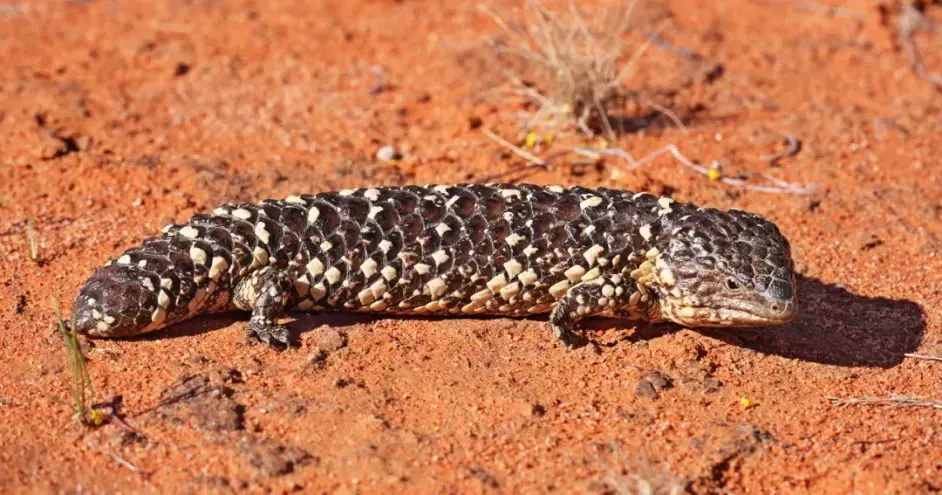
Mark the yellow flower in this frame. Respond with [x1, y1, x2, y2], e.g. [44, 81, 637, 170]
[525, 132, 538, 148]
[739, 397, 757, 409]
[88, 408, 105, 426]
[707, 168, 722, 181]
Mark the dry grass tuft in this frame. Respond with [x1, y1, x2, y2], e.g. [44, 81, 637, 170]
[25, 215, 39, 262]
[601, 470, 688, 495]
[582, 441, 689, 495]
[44, 298, 105, 427]
[481, 0, 661, 138]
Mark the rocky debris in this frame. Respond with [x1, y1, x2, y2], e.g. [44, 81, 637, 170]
[635, 379, 659, 400]
[239, 436, 314, 477]
[643, 371, 674, 391]
[635, 370, 674, 400]
[154, 368, 245, 431]
[313, 327, 347, 353]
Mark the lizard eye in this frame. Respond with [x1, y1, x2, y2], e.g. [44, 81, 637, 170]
[725, 278, 740, 290]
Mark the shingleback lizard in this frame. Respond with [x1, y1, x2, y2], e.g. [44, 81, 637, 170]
[71, 184, 798, 348]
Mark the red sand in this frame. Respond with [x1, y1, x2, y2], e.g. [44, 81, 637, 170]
[1, 0, 940, 492]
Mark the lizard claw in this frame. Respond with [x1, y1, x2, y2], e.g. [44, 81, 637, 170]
[246, 323, 296, 350]
[552, 323, 587, 349]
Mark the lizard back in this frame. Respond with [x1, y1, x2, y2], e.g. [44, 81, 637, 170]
[72, 183, 796, 343]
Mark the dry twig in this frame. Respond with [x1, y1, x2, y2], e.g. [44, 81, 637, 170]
[751, 0, 867, 21]
[647, 101, 689, 133]
[645, 31, 701, 60]
[482, 128, 547, 166]
[904, 353, 942, 362]
[898, 3, 942, 87]
[827, 395, 942, 410]
[85, 439, 146, 474]
[594, 144, 816, 194]
[761, 135, 802, 166]
[479, 129, 816, 194]
[479, 128, 580, 182]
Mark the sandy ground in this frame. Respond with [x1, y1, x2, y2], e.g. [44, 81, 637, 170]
[1, 0, 941, 493]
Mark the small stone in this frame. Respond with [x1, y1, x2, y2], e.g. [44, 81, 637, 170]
[643, 371, 673, 391]
[314, 327, 347, 353]
[239, 437, 314, 477]
[294, 349, 327, 373]
[36, 134, 67, 160]
[376, 145, 400, 162]
[308, 349, 327, 364]
[635, 379, 658, 400]
[872, 117, 909, 142]
[702, 377, 724, 394]
[853, 232, 883, 251]
[78, 336, 96, 356]
[74, 135, 91, 151]
[155, 369, 245, 431]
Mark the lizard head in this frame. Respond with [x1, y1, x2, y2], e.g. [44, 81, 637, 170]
[647, 208, 797, 327]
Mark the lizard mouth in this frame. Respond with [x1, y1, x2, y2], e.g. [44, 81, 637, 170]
[666, 300, 797, 327]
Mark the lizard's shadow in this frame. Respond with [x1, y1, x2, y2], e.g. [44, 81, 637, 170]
[143, 311, 379, 342]
[608, 274, 924, 369]
[148, 275, 924, 369]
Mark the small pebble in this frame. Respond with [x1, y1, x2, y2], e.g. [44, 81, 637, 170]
[703, 377, 724, 394]
[376, 145, 399, 162]
[293, 349, 327, 373]
[635, 380, 658, 400]
[314, 327, 347, 353]
[307, 349, 327, 364]
[643, 371, 673, 391]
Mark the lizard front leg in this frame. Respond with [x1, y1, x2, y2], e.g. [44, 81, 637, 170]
[233, 266, 297, 349]
[549, 274, 637, 347]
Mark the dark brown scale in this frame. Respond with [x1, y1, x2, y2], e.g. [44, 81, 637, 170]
[449, 191, 477, 218]
[256, 217, 289, 264]
[420, 196, 445, 223]
[382, 188, 419, 214]
[310, 199, 342, 234]
[257, 201, 285, 221]
[139, 238, 200, 309]
[270, 203, 310, 239]
[417, 226, 442, 259]
[550, 194, 581, 222]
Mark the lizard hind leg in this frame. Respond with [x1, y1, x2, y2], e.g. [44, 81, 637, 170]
[549, 274, 636, 348]
[233, 266, 297, 349]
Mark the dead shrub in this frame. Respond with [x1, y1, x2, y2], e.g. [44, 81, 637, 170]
[481, 0, 662, 138]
